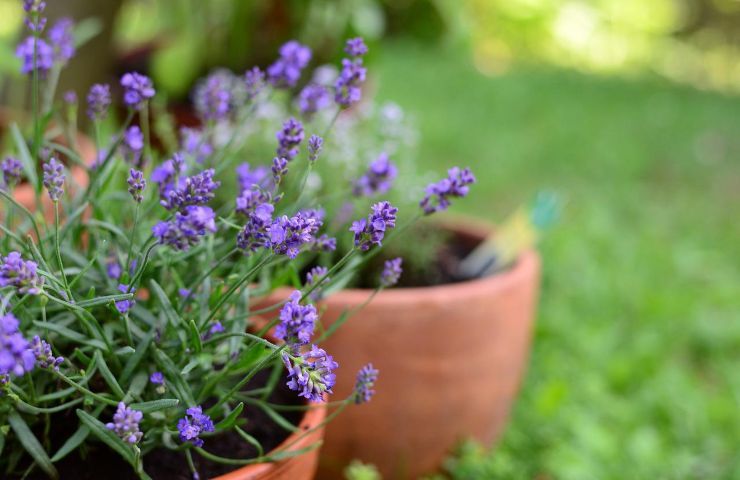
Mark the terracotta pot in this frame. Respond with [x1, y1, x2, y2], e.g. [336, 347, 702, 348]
[0, 107, 96, 222]
[258, 220, 541, 479]
[213, 400, 327, 480]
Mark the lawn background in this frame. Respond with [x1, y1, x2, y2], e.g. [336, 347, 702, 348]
[375, 41, 740, 480]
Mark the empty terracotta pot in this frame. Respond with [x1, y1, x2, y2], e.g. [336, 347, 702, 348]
[213, 401, 327, 480]
[259, 220, 541, 479]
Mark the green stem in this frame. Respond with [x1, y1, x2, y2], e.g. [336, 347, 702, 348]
[52, 370, 119, 406]
[125, 203, 141, 275]
[54, 202, 72, 301]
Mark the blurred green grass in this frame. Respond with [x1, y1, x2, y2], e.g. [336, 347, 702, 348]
[374, 42, 740, 479]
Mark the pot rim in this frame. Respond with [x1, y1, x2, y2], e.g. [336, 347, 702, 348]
[212, 396, 327, 480]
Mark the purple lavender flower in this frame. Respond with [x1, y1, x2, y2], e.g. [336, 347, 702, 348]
[177, 406, 215, 447]
[127, 168, 146, 203]
[1, 157, 23, 188]
[87, 83, 111, 120]
[160, 169, 220, 211]
[30, 336, 63, 370]
[236, 162, 269, 191]
[334, 58, 366, 108]
[298, 84, 330, 117]
[150, 371, 164, 384]
[308, 135, 323, 163]
[271, 157, 289, 185]
[267, 41, 312, 88]
[47, 17, 75, 65]
[244, 66, 265, 100]
[106, 402, 144, 444]
[0, 252, 42, 295]
[0, 313, 35, 377]
[266, 211, 321, 259]
[282, 345, 337, 402]
[180, 128, 213, 164]
[120, 126, 144, 166]
[276, 117, 304, 161]
[312, 234, 337, 252]
[305, 266, 329, 301]
[194, 70, 238, 121]
[106, 259, 121, 280]
[115, 284, 135, 314]
[16, 36, 53, 75]
[350, 201, 398, 251]
[63, 90, 77, 105]
[235, 186, 274, 221]
[276, 291, 317, 345]
[420, 167, 476, 215]
[345, 37, 368, 57]
[380, 257, 403, 288]
[22, 0, 46, 32]
[151, 156, 186, 198]
[153, 206, 217, 251]
[178, 288, 191, 299]
[353, 363, 378, 404]
[352, 153, 397, 197]
[121, 72, 155, 109]
[209, 321, 224, 335]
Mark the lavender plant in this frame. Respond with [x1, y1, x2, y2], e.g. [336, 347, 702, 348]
[0, 6, 474, 479]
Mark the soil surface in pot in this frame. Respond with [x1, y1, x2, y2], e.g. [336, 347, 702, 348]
[351, 225, 499, 288]
[21, 370, 303, 480]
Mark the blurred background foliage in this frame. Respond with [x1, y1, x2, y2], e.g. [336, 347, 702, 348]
[1, 0, 739, 478]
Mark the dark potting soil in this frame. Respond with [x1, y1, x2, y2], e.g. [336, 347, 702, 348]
[355, 226, 487, 289]
[20, 370, 303, 480]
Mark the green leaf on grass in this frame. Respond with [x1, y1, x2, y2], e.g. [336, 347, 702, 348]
[7, 411, 58, 479]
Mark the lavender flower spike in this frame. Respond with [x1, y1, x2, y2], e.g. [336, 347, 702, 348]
[276, 117, 305, 161]
[308, 135, 323, 163]
[267, 41, 312, 88]
[177, 406, 215, 447]
[87, 83, 111, 120]
[1, 157, 23, 188]
[282, 345, 338, 402]
[160, 168, 220, 211]
[420, 167, 476, 215]
[345, 37, 368, 57]
[0, 313, 35, 377]
[16, 37, 53, 75]
[354, 363, 379, 404]
[127, 168, 146, 203]
[266, 211, 321, 259]
[380, 257, 403, 288]
[48, 17, 75, 66]
[334, 58, 366, 108]
[121, 72, 155, 109]
[106, 402, 144, 444]
[121, 126, 144, 167]
[350, 201, 398, 251]
[298, 84, 330, 117]
[153, 206, 217, 251]
[352, 153, 397, 197]
[42, 156, 65, 201]
[30, 336, 63, 370]
[276, 291, 318, 346]
[0, 252, 43, 295]
[150, 371, 164, 385]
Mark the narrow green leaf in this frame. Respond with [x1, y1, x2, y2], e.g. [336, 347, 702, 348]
[94, 351, 125, 399]
[33, 320, 107, 349]
[50, 425, 89, 462]
[316, 309, 352, 342]
[154, 349, 196, 406]
[120, 331, 153, 384]
[256, 402, 299, 433]
[76, 410, 135, 466]
[7, 411, 59, 479]
[128, 399, 179, 414]
[149, 280, 184, 328]
[76, 293, 134, 308]
[215, 402, 244, 431]
[188, 319, 202, 354]
[10, 123, 38, 189]
[234, 426, 263, 457]
[16, 397, 84, 414]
